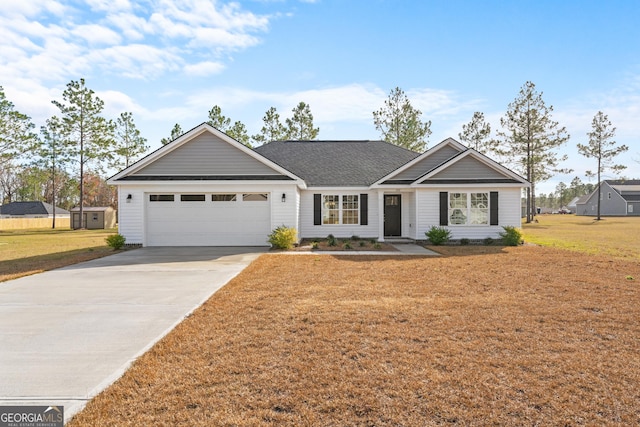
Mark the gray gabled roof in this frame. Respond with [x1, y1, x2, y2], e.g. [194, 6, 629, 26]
[255, 140, 420, 186]
[0, 201, 70, 215]
[605, 179, 640, 186]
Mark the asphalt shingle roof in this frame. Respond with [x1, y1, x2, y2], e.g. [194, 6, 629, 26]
[0, 201, 70, 215]
[255, 140, 421, 186]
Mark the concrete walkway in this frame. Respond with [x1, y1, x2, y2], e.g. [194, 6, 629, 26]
[0, 247, 267, 423]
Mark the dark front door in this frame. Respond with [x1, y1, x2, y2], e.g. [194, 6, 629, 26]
[384, 194, 402, 236]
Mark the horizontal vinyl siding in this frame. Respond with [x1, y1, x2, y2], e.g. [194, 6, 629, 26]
[270, 186, 300, 234]
[430, 156, 507, 180]
[392, 145, 461, 180]
[579, 183, 628, 216]
[117, 186, 145, 244]
[416, 187, 522, 240]
[133, 133, 279, 176]
[299, 190, 379, 238]
[402, 192, 417, 239]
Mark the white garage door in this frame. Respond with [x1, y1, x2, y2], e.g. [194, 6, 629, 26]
[146, 193, 271, 246]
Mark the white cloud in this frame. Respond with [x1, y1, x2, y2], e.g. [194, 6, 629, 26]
[0, 0, 274, 89]
[97, 89, 146, 118]
[184, 61, 225, 76]
[87, 44, 183, 79]
[0, 0, 65, 18]
[85, 0, 132, 13]
[72, 24, 122, 46]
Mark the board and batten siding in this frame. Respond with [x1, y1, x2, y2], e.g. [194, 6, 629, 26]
[116, 183, 299, 245]
[415, 187, 522, 239]
[132, 133, 280, 176]
[391, 145, 461, 181]
[299, 190, 379, 238]
[429, 156, 507, 180]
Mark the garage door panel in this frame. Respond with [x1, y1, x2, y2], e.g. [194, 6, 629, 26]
[146, 196, 271, 246]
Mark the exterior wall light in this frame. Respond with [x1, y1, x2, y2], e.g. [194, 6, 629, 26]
[281, 193, 286, 203]
[126, 194, 132, 203]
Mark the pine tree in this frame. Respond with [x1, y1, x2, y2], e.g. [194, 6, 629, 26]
[496, 81, 571, 223]
[252, 107, 286, 145]
[38, 116, 68, 228]
[52, 78, 115, 229]
[0, 86, 37, 167]
[285, 102, 319, 140]
[112, 112, 148, 169]
[577, 111, 628, 220]
[458, 112, 496, 154]
[161, 123, 183, 145]
[207, 105, 251, 147]
[373, 87, 431, 152]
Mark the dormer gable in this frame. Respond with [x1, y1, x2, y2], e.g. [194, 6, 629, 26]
[374, 138, 465, 186]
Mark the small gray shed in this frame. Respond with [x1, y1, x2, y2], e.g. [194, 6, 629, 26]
[71, 206, 117, 229]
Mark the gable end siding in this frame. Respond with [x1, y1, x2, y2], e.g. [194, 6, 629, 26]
[391, 145, 462, 181]
[133, 132, 280, 176]
[429, 156, 508, 180]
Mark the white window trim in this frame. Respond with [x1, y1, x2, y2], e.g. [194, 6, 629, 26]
[322, 194, 359, 225]
[448, 192, 489, 226]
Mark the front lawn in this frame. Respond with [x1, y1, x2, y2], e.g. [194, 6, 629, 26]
[0, 228, 119, 282]
[522, 214, 640, 260]
[68, 247, 640, 426]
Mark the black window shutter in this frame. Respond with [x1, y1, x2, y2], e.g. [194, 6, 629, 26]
[313, 194, 322, 225]
[360, 194, 368, 225]
[490, 191, 499, 225]
[439, 192, 448, 226]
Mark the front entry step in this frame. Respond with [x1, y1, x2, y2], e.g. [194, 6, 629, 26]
[383, 237, 415, 243]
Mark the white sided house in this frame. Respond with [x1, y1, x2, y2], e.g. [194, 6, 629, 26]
[108, 123, 529, 246]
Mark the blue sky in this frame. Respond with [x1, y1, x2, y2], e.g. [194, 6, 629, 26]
[1, 0, 639, 194]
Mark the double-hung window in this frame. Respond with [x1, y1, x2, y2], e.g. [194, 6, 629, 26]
[449, 192, 489, 225]
[322, 195, 359, 225]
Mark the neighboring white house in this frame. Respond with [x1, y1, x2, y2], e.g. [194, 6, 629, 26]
[576, 180, 640, 216]
[107, 123, 530, 246]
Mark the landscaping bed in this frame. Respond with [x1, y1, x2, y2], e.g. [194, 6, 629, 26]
[68, 246, 640, 426]
[292, 237, 397, 251]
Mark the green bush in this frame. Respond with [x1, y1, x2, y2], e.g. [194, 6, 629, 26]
[425, 226, 451, 245]
[327, 234, 338, 247]
[500, 226, 523, 246]
[460, 238, 470, 246]
[268, 225, 298, 249]
[105, 234, 126, 250]
[343, 241, 353, 250]
[373, 242, 382, 249]
[311, 241, 319, 249]
[359, 241, 366, 247]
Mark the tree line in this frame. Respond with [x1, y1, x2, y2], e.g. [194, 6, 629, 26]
[0, 79, 630, 227]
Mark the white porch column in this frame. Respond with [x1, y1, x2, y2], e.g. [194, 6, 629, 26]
[377, 190, 385, 241]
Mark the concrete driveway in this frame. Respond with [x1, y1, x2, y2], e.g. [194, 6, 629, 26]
[0, 246, 267, 423]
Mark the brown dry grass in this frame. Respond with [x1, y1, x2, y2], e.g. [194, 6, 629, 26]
[69, 247, 640, 426]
